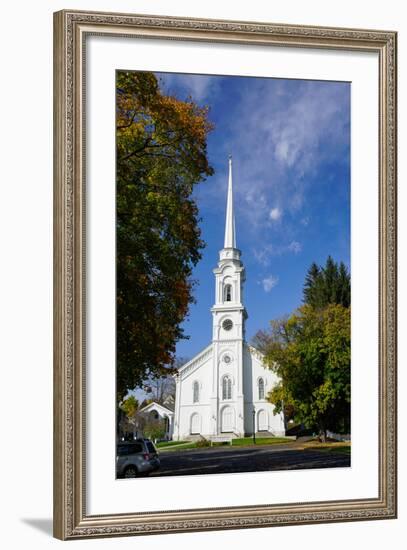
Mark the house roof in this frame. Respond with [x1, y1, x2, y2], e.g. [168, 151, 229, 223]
[139, 401, 174, 416]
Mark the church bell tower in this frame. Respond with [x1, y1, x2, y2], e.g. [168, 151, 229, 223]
[210, 156, 246, 437]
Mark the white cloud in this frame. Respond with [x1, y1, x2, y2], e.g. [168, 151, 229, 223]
[269, 207, 282, 221]
[262, 275, 279, 293]
[288, 241, 302, 253]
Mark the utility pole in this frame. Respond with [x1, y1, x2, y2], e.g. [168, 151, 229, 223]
[252, 408, 256, 444]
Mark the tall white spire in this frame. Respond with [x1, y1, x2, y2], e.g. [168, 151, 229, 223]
[224, 155, 236, 248]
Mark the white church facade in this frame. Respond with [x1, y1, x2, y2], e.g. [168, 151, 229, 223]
[172, 158, 285, 441]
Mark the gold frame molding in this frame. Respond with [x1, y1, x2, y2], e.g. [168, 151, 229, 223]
[53, 9, 397, 540]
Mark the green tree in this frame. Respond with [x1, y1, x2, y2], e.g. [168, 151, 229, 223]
[253, 303, 350, 441]
[116, 71, 214, 402]
[142, 418, 166, 443]
[337, 261, 351, 307]
[303, 256, 350, 308]
[118, 395, 139, 440]
[120, 395, 139, 419]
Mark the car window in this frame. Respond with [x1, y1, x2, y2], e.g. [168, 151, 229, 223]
[146, 442, 156, 454]
[117, 443, 142, 456]
[127, 443, 143, 454]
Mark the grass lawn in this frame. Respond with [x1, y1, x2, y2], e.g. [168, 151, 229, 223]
[302, 441, 351, 455]
[158, 442, 200, 451]
[156, 440, 187, 448]
[158, 436, 293, 452]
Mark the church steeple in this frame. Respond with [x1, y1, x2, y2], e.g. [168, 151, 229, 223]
[213, 156, 246, 313]
[224, 155, 236, 249]
[210, 156, 247, 439]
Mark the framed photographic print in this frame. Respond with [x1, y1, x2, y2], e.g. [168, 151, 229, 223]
[53, 9, 397, 540]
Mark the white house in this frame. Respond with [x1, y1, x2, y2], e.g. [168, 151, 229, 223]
[172, 157, 285, 441]
[138, 399, 175, 440]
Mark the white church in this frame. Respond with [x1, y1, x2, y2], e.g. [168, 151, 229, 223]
[171, 157, 286, 441]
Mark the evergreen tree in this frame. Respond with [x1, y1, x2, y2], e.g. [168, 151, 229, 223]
[303, 262, 322, 307]
[338, 261, 351, 308]
[303, 256, 350, 309]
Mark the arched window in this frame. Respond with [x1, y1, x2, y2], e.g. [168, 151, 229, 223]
[193, 381, 199, 403]
[258, 378, 265, 400]
[222, 376, 232, 400]
[224, 284, 232, 302]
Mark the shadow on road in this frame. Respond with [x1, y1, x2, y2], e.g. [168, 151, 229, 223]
[150, 446, 350, 477]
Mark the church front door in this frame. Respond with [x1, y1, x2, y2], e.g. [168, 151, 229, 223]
[221, 406, 234, 433]
[190, 413, 200, 434]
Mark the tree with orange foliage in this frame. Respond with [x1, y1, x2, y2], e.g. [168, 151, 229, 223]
[116, 71, 214, 402]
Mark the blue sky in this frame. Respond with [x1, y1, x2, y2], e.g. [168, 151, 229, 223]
[156, 72, 350, 362]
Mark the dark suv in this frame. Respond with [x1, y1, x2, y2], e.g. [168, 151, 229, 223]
[116, 439, 160, 478]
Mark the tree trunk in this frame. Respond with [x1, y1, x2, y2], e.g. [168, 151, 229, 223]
[319, 428, 327, 443]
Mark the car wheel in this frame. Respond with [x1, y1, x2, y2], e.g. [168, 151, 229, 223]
[124, 465, 138, 478]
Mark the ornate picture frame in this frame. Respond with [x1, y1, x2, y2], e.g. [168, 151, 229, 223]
[53, 9, 397, 540]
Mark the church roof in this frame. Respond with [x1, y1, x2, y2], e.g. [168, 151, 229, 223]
[176, 343, 213, 374]
[245, 342, 266, 362]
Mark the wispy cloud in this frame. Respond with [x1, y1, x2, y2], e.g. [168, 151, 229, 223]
[252, 240, 302, 265]
[224, 79, 350, 230]
[157, 73, 349, 252]
[261, 275, 279, 293]
[288, 240, 302, 254]
[253, 244, 274, 266]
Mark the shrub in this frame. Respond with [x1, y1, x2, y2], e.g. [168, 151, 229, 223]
[195, 437, 211, 448]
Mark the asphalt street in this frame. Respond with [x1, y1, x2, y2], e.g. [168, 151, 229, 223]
[150, 444, 350, 477]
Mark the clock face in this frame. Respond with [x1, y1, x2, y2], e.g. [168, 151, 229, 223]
[222, 319, 233, 331]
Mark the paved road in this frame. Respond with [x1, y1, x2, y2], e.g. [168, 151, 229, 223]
[150, 444, 350, 477]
